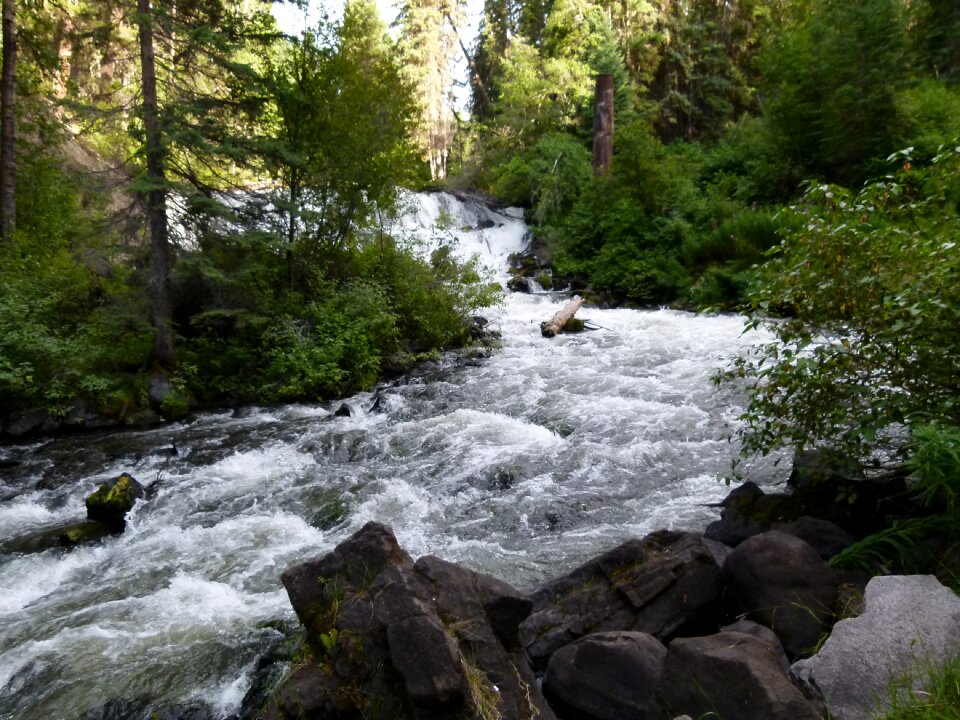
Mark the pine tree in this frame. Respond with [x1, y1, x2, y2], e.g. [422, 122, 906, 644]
[397, 0, 463, 180]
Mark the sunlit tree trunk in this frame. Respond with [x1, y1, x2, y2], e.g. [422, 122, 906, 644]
[1, 0, 15, 242]
[137, 0, 175, 366]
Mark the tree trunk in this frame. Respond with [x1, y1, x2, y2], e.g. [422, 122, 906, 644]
[540, 296, 584, 337]
[0, 0, 16, 242]
[138, 0, 175, 366]
[592, 74, 614, 176]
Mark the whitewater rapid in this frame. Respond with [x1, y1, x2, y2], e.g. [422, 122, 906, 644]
[0, 192, 785, 719]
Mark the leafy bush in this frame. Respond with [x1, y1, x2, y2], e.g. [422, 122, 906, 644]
[0, 154, 152, 417]
[492, 133, 592, 225]
[723, 146, 960, 463]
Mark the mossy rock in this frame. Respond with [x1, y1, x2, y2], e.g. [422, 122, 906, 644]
[310, 496, 350, 531]
[85, 472, 145, 528]
[534, 272, 553, 290]
[562, 318, 585, 333]
[0, 520, 118, 554]
[60, 520, 118, 546]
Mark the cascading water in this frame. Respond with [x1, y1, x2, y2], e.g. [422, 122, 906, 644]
[0, 192, 787, 720]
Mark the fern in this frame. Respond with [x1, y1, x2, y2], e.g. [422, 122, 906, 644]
[829, 515, 958, 574]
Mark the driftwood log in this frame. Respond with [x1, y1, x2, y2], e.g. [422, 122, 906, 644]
[541, 295, 584, 337]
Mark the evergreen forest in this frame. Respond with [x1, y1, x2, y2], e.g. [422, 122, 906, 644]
[0, 0, 958, 510]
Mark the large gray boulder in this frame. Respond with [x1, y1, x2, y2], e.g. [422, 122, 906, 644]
[266, 522, 554, 720]
[542, 631, 666, 720]
[791, 575, 960, 720]
[654, 627, 822, 720]
[723, 530, 839, 659]
[520, 531, 722, 671]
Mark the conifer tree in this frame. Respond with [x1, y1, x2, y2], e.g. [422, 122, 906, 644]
[397, 0, 463, 180]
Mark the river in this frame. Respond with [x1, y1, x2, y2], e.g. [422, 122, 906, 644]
[0, 192, 786, 719]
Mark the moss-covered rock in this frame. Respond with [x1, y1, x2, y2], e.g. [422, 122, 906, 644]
[0, 520, 118, 555]
[562, 317, 585, 333]
[61, 521, 118, 546]
[85, 472, 145, 528]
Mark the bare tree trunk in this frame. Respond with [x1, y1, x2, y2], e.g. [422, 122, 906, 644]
[138, 0, 175, 366]
[592, 74, 614, 176]
[541, 296, 584, 337]
[0, 0, 16, 242]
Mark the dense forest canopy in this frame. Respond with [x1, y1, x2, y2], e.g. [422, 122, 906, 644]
[0, 0, 957, 500]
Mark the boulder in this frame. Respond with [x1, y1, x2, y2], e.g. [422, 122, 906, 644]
[723, 531, 839, 659]
[654, 628, 822, 720]
[266, 522, 555, 720]
[792, 575, 960, 720]
[2, 409, 58, 437]
[0, 520, 117, 555]
[85, 472, 145, 529]
[507, 276, 531, 293]
[704, 481, 795, 547]
[520, 531, 722, 671]
[542, 631, 666, 720]
[772, 516, 855, 561]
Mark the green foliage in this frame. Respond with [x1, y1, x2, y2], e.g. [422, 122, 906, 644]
[260, 3, 423, 249]
[896, 80, 960, 161]
[761, 0, 910, 186]
[492, 133, 592, 224]
[907, 424, 960, 513]
[548, 120, 775, 307]
[723, 147, 960, 462]
[0, 152, 152, 417]
[877, 654, 960, 720]
[829, 516, 954, 574]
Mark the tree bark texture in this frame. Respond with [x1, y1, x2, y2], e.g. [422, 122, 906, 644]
[592, 74, 614, 176]
[1, 0, 16, 242]
[540, 296, 584, 337]
[138, 0, 175, 366]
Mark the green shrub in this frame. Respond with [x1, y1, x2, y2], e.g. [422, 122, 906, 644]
[722, 147, 960, 462]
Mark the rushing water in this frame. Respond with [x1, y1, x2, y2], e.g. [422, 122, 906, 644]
[0, 192, 786, 720]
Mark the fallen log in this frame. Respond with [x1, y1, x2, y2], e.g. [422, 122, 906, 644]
[541, 295, 584, 337]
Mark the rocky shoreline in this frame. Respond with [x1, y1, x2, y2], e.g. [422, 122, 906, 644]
[245, 451, 959, 720]
[14, 451, 960, 720]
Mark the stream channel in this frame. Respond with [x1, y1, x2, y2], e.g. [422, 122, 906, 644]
[0, 192, 788, 719]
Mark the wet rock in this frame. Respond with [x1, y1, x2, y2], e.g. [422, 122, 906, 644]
[507, 276, 531, 293]
[542, 631, 666, 720]
[792, 575, 960, 720]
[64, 398, 114, 429]
[469, 315, 501, 343]
[562, 317, 585, 333]
[2, 409, 58, 437]
[267, 522, 554, 720]
[333, 403, 352, 417]
[772, 516, 855, 561]
[85, 472, 145, 529]
[235, 626, 306, 720]
[149, 704, 215, 720]
[704, 481, 795, 547]
[520, 530, 723, 671]
[720, 619, 791, 671]
[308, 494, 350, 531]
[80, 698, 147, 720]
[723, 531, 839, 659]
[654, 628, 821, 720]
